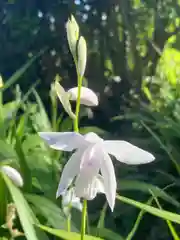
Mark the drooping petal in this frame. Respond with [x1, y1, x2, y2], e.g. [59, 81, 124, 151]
[100, 151, 116, 211]
[75, 173, 99, 200]
[75, 144, 102, 199]
[75, 175, 105, 201]
[56, 149, 83, 198]
[68, 87, 99, 107]
[38, 132, 87, 151]
[55, 80, 76, 119]
[1, 166, 23, 187]
[103, 140, 155, 164]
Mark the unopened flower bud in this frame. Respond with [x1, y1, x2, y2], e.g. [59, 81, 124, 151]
[77, 36, 87, 77]
[1, 166, 23, 187]
[66, 15, 79, 59]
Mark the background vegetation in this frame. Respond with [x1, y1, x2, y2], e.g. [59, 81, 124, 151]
[1, 0, 180, 239]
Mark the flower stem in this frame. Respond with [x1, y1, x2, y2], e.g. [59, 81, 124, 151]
[67, 214, 71, 232]
[73, 71, 87, 239]
[81, 199, 87, 240]
[73, 74, 82, 132]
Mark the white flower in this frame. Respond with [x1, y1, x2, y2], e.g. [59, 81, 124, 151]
[1, 166, 23, 187]
[54, 80, 98, 118]
[62, 188, 82, 215]
[68, 87, 98, 106]
[77, 36, 87, 77]
[39, 132, 155, 211]
[75, 174, 105, 201]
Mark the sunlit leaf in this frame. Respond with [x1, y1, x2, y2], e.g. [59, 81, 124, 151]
[1, 172, 38, 240]
[37, 224, 103, 240]
[118, 180, 180, 207]
[117, 195, 180, 225]
[90, 227, 124, 240]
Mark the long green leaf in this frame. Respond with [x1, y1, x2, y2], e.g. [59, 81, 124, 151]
[1, 172, 38, 240]
[116, 195, 180, 225]
[0, 175, 6, 226]
[150, 190, 180, 240]
[118, 180, 180, 207]
[32, 89, 52, 131]
[37, 224, 103, 240]
[141, 120, 180, 175]
[1, 50, 44, 92]
[90, 227, 124, 240]
[15, 135, 32, 191]
[126, 197, 153, 240]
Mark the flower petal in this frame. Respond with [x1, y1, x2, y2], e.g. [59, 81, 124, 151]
[84, 132, 103, 144]
[38, 132, 87, 151]
[100, 151, 116, 211]
[75, 175, 105, 201]
[68, 87, 98, 107]
[75, 144, 102, 200]
[95, 175, 105, 194]
[56, 149, 83, 198]
[103, 141, 155, 164]
[80, 143, 102, 169]
[75, 173, 99, 200]
[55, 80, 76, 119]
[1, 166, 23, 187]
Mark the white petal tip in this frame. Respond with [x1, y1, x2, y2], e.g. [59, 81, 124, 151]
[104, 140, 155, 165]
[141, 152, 155, 164]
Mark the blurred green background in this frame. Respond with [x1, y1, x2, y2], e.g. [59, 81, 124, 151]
[1, 0, 180, 239]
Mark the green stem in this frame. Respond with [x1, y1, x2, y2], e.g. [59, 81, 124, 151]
[73, 75, 82, 132]
[0, 174, 7, 226]
[51, 96, 57, 132]
[67, 214, 71, 232]
[73, 70, 87, 239]
[81, 200, 87, 240]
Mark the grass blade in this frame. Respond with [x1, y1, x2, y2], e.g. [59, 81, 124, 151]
[1, 172, 38, 240]
[37, 224, 103, 240]
[116, 194, 180, 225]
[1, 50, 44, 92]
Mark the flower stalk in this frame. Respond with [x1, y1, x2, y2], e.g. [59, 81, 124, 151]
[74, 75, 83, 132]
[73, 34, 87, 238]
[81, 199, 87, 240]
[73, 73, 87, 240]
